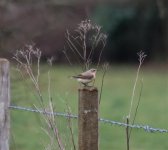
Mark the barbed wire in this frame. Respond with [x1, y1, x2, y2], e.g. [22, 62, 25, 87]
[9, 105, 168, 134]
[9, 105, 78, 119]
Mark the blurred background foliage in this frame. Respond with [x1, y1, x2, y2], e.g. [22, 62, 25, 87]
[0, 0, 168, 63]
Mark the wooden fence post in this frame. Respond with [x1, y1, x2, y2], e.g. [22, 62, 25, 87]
[78, 87, 99, 150]
[0, 59, 10, 150]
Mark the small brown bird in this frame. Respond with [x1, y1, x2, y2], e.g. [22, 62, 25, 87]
[71, 68, 97, 86]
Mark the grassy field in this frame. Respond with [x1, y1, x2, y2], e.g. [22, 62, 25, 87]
[10, 64, 168, 150]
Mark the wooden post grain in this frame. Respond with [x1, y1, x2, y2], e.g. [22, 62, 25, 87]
[0, 59, 10, 150]
[78, 87, 98, 150]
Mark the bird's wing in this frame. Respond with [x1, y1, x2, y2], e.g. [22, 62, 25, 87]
[72, 74, 93, 79]
[81, 70, 91, 76]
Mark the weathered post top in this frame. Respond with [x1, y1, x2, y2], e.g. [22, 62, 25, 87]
[78, 86, 99, 150]
[0, 58, 10, 150]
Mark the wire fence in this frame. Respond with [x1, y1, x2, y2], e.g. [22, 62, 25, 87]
[9, 105, 168, 134]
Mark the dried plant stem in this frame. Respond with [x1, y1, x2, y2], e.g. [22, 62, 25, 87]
[65, 40, 83, 66]
[41, 100, 65, 150]
[126, 51, 146, 150]
[48, 71, 51, 102]
[14, 46, 65, 150]
[126, 117, 130, 150]
[128, 63, 141, 118]
[128, 51, 146, 119]
[37, 51, 41, 83]
[83, 33, 87, 70]
[96, 43, 106, 70]
[129, 79, 143, 140]
[53, 126, 65, 150]
[47, 63, 65, 150]
[13, 47, 44, 107]
[66, 30, 84, 60]
[88, 31, 100, 60]
[64, 20, 107, 71]
[66, 104, 76, 150]
[99, 63, 108, 104]
[63, 50, 74, 67]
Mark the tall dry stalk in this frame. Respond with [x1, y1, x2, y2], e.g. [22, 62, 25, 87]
[99, 63, 109, 104]
[126, 51, 147, 150]
[128, 79, 144, 140]
[13, 45, 44, 106]
[65, 102, 76, 150]
[13, 45, 65, 150]
[128, 51, 146, 119]
[64, 20, 107, 71]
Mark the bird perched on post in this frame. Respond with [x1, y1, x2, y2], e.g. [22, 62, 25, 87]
[71, 68, 97, 86]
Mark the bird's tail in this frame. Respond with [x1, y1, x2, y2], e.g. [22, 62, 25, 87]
[68, 76, 75, 79]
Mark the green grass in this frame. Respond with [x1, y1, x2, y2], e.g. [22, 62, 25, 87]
[10, 64, 168, 150]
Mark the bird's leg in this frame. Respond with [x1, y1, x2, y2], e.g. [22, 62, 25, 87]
[82, 82, 87, 87]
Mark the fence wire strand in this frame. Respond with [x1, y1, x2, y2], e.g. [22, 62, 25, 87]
[9, 105, 168, 134]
